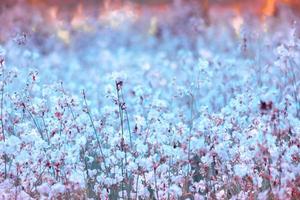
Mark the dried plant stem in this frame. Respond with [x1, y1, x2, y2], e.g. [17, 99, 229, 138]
[1, 85, 4, 141]
[41, 115, 50, 144]
[154, 167, 159, 200]
[288, 59, 300, 118]
[187, 93, 194, 178]
[135, 174, 139, 200]
[0, 63, 7, 179]
[83, 149, 93, 198]
[167, 157, 172, 200]
[116, 84, 130, 199]
[121, 159, 125, 199]
[82, 90, 108, 171]
[25, 107, 44, 140]
[0, 62, 4, 141]
[120, 89, 132, 147]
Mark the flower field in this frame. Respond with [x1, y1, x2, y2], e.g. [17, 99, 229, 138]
[0, 1, 300, 199]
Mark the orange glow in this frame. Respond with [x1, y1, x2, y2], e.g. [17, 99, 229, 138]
[71, 3, 84, 28]
[48, 6, 58, 21]
[281, 0, 300, 11]
[232, 15, 244, 36]
[261, 0, 276, 17]
[24, 0, 300, 31]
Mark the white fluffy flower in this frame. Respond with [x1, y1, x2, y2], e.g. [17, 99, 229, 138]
[190, 136, 205, 152]
[234, 164, 250, 177]
[198, 58, 209, 70]
[50, 183, 65, 197]
[169, 184, 182, 197]
[216, 190, 225, 199]
[37, 183, 50, 196]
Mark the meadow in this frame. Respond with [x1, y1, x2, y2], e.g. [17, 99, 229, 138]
[0, 1, 299, 199]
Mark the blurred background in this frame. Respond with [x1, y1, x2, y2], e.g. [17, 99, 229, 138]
[1, 0, 299, 56]
[0, 0, 299, 113]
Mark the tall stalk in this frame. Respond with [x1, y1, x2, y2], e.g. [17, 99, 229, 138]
[154, 167, 159, 200]
[82, 90, 108, 171]
[0, 61, 5, 141]
[120, 89, 132, 147]
[0, 61, 7, 179]
[287, 59, 299, 118]
[187, 93, 194, 177]
[115, 81, 130, 199]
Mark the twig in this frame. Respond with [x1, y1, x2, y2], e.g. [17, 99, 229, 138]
[0, 61, 5, 140]
[135, 174, 139, 200]
[0, 62, 7, 179]
[115, 82, 129, 199]
[82, 90, 108, 171]
[120, 89, 132, 147]
[154, 167, 159, 200]
[187, 93, 194, 176]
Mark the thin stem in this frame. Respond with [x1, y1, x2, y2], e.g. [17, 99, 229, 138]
[121, 159, 125, 200]
[1, 63, 5, 141]
[84, 148, 92, 197]
[0, 63, 7, 179]
[4, 154, 7, 179]
[288, 59, 299, 118]
[26, 107, 44, 140]
[135, 174, 139, 200]
[82, 90, 108, 171]
[154, 167, 159, 200]
[41, 115, 50, 144]
[167, 158, 172, 200]
[120, 89, 132, 147]
[115, 83, 129, 199]
[187, 93, 194, 176]
[61, 82, 80, 133]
